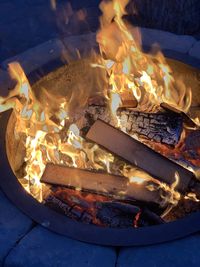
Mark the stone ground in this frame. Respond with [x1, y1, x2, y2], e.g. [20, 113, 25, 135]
[1, 188, 200, 267]
[1, 0, 200, 266]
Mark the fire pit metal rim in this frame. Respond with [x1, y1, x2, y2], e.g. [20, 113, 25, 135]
[1, 116, 200, 247]
[1, 52, 200, 246]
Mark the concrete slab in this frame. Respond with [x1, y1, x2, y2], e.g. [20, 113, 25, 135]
[4, 226, 117, 267]
[0, 191, 33, 266]
[117, 234, 200, 267]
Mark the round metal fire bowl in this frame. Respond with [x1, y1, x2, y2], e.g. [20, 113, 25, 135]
[0, 52, 200, 247]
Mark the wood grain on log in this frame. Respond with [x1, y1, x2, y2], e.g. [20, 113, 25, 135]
[86, 120, 194, 192]
[41, 164, 167, 206]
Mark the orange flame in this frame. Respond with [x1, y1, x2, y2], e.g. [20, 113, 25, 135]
[95, 0, 192, 117]
[0, 0, 194, 208]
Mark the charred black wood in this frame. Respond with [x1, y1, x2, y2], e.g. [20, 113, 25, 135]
[44, 189, 164, 228]
[161, 102, 198, 129]
[118, 108, 183, 145]
[44, 194, 93, 223]
[44, 194, 72, 216]
[96, 201, 140, 228]
[96, 201, 164, 228]
[86, 120, 194, 192]
[141, 208, 165, 225]
[83, 105, 183, 145]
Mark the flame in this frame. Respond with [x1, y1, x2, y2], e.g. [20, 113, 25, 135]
[95, 0, 192, 116]
[147, 171, 181, 213]
[0, 0, 195, 213]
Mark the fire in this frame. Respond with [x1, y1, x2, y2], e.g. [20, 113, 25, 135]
[0, 0, 196, 214]
[96, 0, 192, 117]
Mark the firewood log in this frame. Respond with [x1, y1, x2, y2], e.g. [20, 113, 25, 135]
[41, 163, 170, 207]
[86, 120, 194, 192]
[82, 105, 183, 145]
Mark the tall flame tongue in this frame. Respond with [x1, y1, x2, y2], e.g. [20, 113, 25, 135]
[96, 0, 192, 116]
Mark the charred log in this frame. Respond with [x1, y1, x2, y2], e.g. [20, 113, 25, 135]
[44, 188, 164, 228]
[44, 194, 93, 223]
[86, 120, 194, 192]
[161, 102, 198, 129]
[82, 105, 183, 146]
[117, 109, 183, 145]
[140, 207, 165, 226]
[96, 201, 140, 228]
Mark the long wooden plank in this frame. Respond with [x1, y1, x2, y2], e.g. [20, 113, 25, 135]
[41, 164, 165, 206]
[86, 120, 194, 192]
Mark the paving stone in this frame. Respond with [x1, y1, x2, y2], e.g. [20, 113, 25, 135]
[2, 39, 65, 75]
[0, 190, 33, 266]
[189, 41, 200, 60]
[4, 226, 117, 267]
[117, 234, 200, 267]
[140, 28, 196, 54]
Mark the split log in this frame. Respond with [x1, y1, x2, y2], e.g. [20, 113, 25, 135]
[83, 105, 183, 145]
[41, 164, 169, 207]
[86, 120, 194, 192]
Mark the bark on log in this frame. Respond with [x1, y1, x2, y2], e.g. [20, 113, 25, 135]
[86, 120, 194, 192]
[117, 109, 183, 145]
[41, 164, 168, 207]
[83, 105, 183, 145]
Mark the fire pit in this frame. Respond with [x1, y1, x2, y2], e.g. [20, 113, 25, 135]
[0, 0, 200, 246]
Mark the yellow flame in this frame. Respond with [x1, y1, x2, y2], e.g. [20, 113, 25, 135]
[0, 0, 193, 208]
[95, 0, 191, 114]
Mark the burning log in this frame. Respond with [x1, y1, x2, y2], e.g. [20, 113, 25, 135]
[41, 164, 169, 207]
[86, 120, 194, 192]
[83, 105, 183, 145]
[44, 188, 164, 228]
[96, 201, 164, 227]
[44, 194, 93, 223]
[161, 102, 198, 129]
[141, 207, 165, 226]
[95, 201, 140, 228]
[117, 109, 183, 145]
